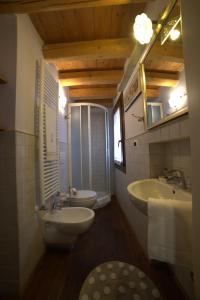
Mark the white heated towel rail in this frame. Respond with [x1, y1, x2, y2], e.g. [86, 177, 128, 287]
[39, 64, 60, 204]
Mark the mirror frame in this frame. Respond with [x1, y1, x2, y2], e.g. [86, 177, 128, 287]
[140, 0, 188, 130]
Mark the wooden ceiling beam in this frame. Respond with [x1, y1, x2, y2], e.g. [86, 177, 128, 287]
[43, 38, 134, 62]
[146, 88, 159, 98]
[54, 58, 126, 73]
[69, 86, 117, 100]
[59, 69, 123, 87]
[146, 42, 184, 64]
[0, 0, 149, 14]
[145, 71, 179, 87]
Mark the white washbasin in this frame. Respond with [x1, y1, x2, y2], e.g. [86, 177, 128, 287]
[127, 179, 192, 214]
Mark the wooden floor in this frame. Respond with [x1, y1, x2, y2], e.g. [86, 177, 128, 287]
[22, 197, 186, 300]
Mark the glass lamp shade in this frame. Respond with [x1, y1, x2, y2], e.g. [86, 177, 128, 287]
[133, 13, 153, 45]
[170, 29, 181, 41]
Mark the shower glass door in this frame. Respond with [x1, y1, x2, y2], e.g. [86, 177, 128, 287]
[68, 103, 110, 196]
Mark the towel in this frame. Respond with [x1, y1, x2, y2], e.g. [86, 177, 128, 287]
[148, 197, 192, 269]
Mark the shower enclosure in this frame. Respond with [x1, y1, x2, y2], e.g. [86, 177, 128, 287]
[68, 103, 111, 209]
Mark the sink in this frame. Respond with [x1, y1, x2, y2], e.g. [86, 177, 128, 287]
[127, 179, 192, 215]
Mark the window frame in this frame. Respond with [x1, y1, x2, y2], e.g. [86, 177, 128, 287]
[113, 93, 126, 173]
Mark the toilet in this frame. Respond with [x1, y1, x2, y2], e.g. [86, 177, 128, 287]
[41, 207, 95, 248]
[62, 190, 97, 208]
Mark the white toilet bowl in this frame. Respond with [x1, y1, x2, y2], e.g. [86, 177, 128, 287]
[41, 207, 95, 248]
[67, 190, 97, 208]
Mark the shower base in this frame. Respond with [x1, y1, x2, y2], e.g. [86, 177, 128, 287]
[93, 192, 111, 210]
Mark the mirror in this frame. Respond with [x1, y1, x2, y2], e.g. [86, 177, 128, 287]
[142, 0, 188, 129]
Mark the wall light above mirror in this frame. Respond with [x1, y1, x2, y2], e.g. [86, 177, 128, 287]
[141, 0, 188, 129]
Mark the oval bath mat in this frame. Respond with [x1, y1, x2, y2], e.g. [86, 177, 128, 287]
[79, 261, 162, 300]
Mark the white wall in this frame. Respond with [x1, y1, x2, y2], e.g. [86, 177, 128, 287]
[181, 1, 200, 298]
[125, 94, 145, 139]
[16, 14, 43, 135]
[0, 15, 19, 296]
[15, 15, 69, 291]
[114, 1, 194, 298]
[15, 15, 45, 292]
[115, 114, 193, 298]
[150, 139, 191, 189]
[0, 15, 17, 130]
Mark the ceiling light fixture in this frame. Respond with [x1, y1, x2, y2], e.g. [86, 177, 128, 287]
[133, 13, 153, 45]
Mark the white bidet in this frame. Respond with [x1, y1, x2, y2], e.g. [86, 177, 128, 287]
[41, 207, 95, 248]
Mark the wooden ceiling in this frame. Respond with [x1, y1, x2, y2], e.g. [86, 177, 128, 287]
[142, 0, 184, 99]
[0, 1, 185, 107]
[0, 0, 148, 107]
[31, 2, 148, 107]
[30, 5, 145, 44]
[144, 33, 184, 99]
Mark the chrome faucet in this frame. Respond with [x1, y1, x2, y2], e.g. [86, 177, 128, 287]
[163, 168, 187, 189]
[49, 193, 63, 212]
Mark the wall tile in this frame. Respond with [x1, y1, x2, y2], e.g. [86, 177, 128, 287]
[149, 138, 191, 189]
[0, 132, 19, 295]
[115, 116, 191, 222]
[180, 116, 190, 138]
[15, 132, 45, 291]
[169, 121, 181, 140]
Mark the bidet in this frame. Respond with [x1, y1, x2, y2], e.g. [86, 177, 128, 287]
[41, 207, 95, 248]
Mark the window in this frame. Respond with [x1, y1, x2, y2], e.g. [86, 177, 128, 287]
[113, 93, 126, 172]
[147, 102, 163, 127]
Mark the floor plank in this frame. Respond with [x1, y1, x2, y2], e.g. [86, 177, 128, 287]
[22, 197, 186, 300]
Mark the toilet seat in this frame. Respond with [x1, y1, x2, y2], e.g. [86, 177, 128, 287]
[70, 190, 97, 200]
[65, 190, 97, 208]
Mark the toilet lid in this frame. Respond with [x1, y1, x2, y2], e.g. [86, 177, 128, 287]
[72, 190, 97, 199]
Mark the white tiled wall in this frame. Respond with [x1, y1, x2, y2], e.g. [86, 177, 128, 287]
[114, 114, 193, 299]
[0, 132, 46, 295]
[0, 132, 19, 296]
[125, 114, 191, 183]
[16, 132, 45, 291]
[150, 138, 191, 189]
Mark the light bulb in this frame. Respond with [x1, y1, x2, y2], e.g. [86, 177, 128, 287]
[133, 13, 153, 45]
[170, 29, 180, 41]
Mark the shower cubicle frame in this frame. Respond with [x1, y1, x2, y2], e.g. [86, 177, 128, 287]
[67, 103, 111, 195]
